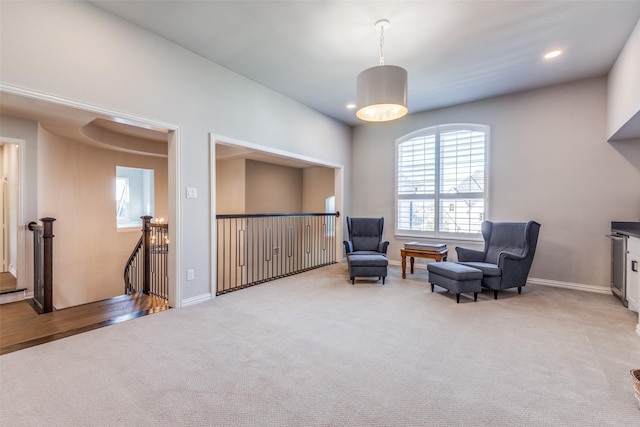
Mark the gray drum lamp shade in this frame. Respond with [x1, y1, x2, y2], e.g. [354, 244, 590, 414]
[356, 64, 408, 122]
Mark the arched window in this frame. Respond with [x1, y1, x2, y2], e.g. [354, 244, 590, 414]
[396, 124, 489, 239]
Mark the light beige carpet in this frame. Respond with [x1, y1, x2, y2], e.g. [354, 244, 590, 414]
[1, 263, 639, 426]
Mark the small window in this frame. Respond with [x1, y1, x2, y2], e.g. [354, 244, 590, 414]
[116, 166, 154, 228]
[325, 195, 335, 236]
[396, 124, 489, 239]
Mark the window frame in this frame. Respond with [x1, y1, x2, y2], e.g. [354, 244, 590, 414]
[116, 166, 155, 230]
[394, 123, 490, 241]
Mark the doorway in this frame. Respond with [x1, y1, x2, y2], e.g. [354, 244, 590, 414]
[1, 86, 181, 308]
[0, 140, 21, 294]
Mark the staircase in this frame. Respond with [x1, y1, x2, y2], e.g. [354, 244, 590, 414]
[0, 272, 25, 305]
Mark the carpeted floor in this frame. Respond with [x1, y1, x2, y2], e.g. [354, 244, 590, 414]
[1, 263, 639, 426]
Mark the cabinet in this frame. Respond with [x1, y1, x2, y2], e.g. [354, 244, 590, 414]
[627, 236, 640, 313]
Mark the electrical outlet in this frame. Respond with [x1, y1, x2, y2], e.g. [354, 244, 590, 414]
[187, 269, 195, 280]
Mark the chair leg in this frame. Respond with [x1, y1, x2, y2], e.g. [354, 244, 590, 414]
[493, 290, 498, 300]
[474, 292, 478, 301]
[518, 286, 522, 294]
[431, 283, 434, 292]
[382, 277, 385, 285]
[456, 293, 460, 303]
[351, 277, 354, 285]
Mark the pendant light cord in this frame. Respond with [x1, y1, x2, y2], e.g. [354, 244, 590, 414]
[379, 25, 385, 66]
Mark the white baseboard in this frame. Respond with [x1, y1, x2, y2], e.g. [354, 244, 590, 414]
[388, 259, 611, 295]
[527, 277, 611, 294]
[181, 293, 212, 307]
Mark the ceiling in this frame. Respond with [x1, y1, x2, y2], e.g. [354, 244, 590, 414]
[89, 0, 640, 126]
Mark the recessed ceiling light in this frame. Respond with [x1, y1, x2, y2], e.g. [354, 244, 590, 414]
[544, 50, 562, 60]
[346, 103, 356, 109]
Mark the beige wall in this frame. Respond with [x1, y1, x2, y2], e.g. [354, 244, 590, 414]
[302, 167, 334, 213]
[352, 77, 640, 289]
[38, 126, 168, 309]
[215, 158, 246, 215]
[216, 159, 334, 215]
[245, 160, 302, 214]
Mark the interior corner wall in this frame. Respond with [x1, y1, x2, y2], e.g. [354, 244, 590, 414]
[302, 167, 335, 213]
[0, 1, 351, 303]
[245, 160, 302, 214]
[352, 77, 640, 289]
[38, 126, 168, 309]
[216, 158, 246, 214]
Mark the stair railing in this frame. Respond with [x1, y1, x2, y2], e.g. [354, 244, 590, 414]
[28, 217, 56, 314]
[124, 216, 169, 300]
[216, 212, 339, 295]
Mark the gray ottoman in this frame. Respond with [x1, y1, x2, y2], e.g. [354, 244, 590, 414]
[347, 254, 388, 285]
[427, 262, 482, 303]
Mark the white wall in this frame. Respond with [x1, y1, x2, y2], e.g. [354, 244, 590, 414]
[0, 1, 351, 303]
[38, 126, 168, 309]
[352, 77, 640, 289]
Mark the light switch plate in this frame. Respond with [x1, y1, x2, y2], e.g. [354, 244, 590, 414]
[186, 187, 198, 198]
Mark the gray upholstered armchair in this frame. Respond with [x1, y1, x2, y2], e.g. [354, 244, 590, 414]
[343, 217, 389, 285]
[455, 221, 541, 299]
[343, 217, 389, 256]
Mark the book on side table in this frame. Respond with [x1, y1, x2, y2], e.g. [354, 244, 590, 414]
[404, 241, 447, 252]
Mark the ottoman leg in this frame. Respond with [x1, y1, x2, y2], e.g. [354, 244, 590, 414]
[351, 277, 354, 285]
[493, 290, 498, 300]
[474, 292, 478, 301]
[456, 293, 460, 303]
[431, 283, 434, 292]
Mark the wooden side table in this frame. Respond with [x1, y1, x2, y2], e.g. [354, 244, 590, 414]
[401, 248, 448, 278]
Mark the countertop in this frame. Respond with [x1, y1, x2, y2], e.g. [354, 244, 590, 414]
[611, 221, 640, 239]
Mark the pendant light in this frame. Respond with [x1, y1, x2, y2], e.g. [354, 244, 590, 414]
[356, 19, 408, 122]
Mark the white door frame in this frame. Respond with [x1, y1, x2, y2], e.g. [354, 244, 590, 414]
[0, 137, 25, 291]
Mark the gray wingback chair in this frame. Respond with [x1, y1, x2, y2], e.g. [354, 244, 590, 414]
[343, 217, 389, 284]
[455, 221, 541, 299]
[343, 217, 389, 256]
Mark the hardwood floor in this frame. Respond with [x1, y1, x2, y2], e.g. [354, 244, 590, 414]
[0, 272, 18, 292]
[0, 293, 168, 355]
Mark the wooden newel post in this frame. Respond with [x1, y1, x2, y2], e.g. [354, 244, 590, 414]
[41, 217, 56, 313]
[142, 216, 153, 295]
